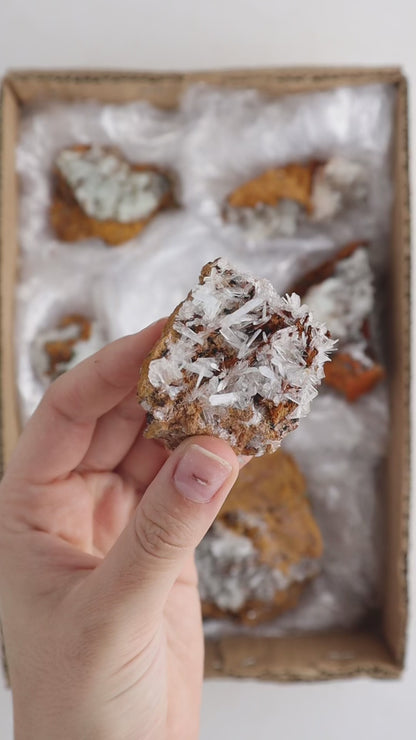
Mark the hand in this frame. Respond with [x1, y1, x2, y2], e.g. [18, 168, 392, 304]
[0, 321, 239, 740]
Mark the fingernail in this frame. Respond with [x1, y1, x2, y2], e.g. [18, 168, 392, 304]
[173, 444, 233, 503]
[238, 455, 253, 469]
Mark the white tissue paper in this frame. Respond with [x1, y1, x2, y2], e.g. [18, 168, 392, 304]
[15, 81, 395, 635]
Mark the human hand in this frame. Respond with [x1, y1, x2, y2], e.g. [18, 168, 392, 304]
[0, 321, 240, 740]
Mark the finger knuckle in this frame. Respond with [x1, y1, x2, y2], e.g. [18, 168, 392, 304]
[135, 503, 193, 561]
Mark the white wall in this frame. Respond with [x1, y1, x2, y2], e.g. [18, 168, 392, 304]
[1, 1, 415, 737]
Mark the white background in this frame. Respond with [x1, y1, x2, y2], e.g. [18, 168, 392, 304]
[0, 1, 415, 738]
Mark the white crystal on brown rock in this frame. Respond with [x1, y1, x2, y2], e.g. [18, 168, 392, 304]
[137, 258, 335, 456]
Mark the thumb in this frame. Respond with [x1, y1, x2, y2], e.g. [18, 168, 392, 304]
[86, 437, 239, 630]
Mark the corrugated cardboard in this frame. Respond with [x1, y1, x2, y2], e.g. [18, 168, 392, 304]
[0, 67, 410, 681]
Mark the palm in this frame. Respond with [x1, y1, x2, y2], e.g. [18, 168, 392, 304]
[40, 464, 204, 739]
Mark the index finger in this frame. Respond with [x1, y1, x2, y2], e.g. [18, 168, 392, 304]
[7, 320, 165, 484]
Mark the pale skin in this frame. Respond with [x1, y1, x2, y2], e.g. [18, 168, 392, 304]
[0, 321, 241, 740]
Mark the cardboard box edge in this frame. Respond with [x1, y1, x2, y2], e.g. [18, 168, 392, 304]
[392, 73, 411, 667]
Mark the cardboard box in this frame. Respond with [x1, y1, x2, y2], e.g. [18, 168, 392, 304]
[0, 67, 410, 681]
